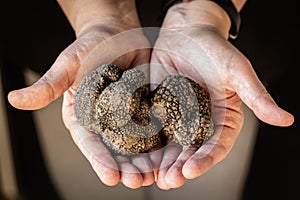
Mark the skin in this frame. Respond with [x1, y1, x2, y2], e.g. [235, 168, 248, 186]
[7, 0, 294, 190]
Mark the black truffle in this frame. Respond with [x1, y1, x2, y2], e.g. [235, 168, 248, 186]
[74, 64, 214, 155]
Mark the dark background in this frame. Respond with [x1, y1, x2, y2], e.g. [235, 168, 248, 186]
[1, 0, 299, 199]
[234, 1, 300, 199]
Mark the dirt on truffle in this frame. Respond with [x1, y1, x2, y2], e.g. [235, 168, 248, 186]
[74, 64, 214, 155]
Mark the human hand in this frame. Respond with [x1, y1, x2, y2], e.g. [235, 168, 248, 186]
[7, 0, 158, 189]
[150, 0, 294, 190]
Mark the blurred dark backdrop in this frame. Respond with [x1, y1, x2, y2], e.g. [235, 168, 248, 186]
[1, 0, 299, 199]
[233, 1, 300, 199]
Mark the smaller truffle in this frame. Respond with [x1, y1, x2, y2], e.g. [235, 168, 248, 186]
[151, 75, 214, 146]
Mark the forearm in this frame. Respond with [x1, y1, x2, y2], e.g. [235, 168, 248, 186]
[57, 0, 140, 36]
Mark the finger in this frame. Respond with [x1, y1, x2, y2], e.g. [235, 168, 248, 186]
[148, 142, 164, 182]
[72, 126, 121, 186]
[164, 146, 198, 188]
[8, 51, 78, 110]
[115, 156, 144, 189]
[156, 142, 182, 190]
[182, 124, 237, 179]
[182, 93, 243, 179]
[131, 154, 155, 186]
[62, 90, 120, 186]
[228, 53, 294, 127]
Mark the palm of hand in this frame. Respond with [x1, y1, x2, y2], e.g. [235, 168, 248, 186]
[62, 26, 158, 188]
[149, 27, 259, 189]
[9, 24, 156, 188]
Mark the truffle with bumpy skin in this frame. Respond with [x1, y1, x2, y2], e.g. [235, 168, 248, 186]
[74, 64, 214, 155]
[75, 64, 159, 155]
[151, 75, 214, 146]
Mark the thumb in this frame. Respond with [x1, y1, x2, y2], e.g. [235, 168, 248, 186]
[8, 53, 78, 110]
[230, 58, 294, 127]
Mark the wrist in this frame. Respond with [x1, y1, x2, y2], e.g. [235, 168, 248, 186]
[163, 0, 246, 39]
[183, 0, 246, 11]
[163, 0, 230, 38]
[57, 0, 141, 36]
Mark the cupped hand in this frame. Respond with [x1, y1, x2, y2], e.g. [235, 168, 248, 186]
[150, 1, 294, 189]
[7, 21, 159, 188]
